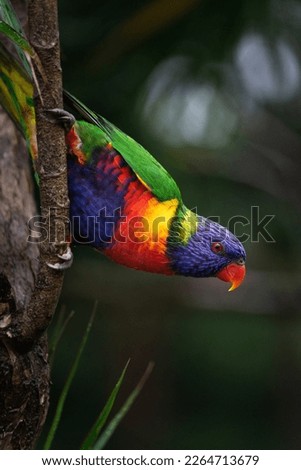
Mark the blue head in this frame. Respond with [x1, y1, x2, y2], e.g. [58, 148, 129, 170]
[167, 215, 246, 290]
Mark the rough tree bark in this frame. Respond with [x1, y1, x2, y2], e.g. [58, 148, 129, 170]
[0, 0, 69, 449]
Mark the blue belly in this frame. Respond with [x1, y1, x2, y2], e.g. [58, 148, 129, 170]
[67, 150, 133, 249]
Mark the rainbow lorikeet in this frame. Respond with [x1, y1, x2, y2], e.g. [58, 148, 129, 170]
[0, 43, 246, 291]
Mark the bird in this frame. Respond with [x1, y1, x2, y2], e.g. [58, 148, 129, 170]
[0, 42, 246, 291]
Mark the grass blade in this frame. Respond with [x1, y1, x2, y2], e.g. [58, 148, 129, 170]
[49, 307, 75, 368]
[81, 359, 130, 450]
[93, 362, 154, 450]
[43, 301, 98, 450]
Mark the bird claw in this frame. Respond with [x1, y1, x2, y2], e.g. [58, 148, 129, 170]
[46, 246, 73, 271]
[45, 108, 75, 130]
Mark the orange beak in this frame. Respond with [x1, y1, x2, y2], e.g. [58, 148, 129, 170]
[216, 262, 246, 292]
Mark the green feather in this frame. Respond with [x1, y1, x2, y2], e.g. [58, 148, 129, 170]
[64, 90, 182, 203]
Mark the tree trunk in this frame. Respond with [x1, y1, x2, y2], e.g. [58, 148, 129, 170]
[0, 110, 50, 449]
[0, 0, 69, 448]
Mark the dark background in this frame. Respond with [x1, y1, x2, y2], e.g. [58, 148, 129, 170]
[41, 0, 301, 449]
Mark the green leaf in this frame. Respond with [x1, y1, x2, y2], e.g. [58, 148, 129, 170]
[43, 301, 98, 450]
[0, 21, 33, 54]
[0, 0, 32, 76]
[93, 362, 154, 450]
[0, 0, 23, 33]
[81, 359, 131, 450]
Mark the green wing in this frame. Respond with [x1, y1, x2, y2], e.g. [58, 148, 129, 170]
[64, 90, 182, 203]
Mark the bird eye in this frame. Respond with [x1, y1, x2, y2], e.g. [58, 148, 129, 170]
[237, 257, 245, 265]
[211, 242, 224, 254]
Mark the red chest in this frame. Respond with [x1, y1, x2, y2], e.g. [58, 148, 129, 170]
[105, 179, 178, 275]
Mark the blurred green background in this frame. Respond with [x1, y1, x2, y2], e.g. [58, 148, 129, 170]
[42, 0, 301, 449]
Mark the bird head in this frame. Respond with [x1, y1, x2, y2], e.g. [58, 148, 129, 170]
[168, 215, 246, 291]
